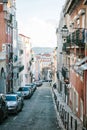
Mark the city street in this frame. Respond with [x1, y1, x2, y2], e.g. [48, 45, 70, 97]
[0, 82, 62, 130]
[0, 0, 86, 129]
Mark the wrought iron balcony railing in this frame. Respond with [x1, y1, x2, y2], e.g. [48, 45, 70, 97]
[62, 29, 85, 53]
[19, 65, 24, 72]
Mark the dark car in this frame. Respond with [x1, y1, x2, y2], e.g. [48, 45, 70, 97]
[0, 94, 8, 123]
[18, 86, 31, 99]
[5, 94, 23, 114]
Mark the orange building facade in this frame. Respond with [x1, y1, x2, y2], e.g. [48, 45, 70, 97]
[63, 0, 87, 127]
[0, 0, 15, 92]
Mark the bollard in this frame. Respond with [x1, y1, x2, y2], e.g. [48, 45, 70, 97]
[59, 104, 62, 116]
[65, 111, 67, 129]
[62, 108, 65, 124]
[67, 112, 69, 130]
[60, 105, 62, 118]
[63, 109, 66, 126]
[64, 111, 66, 128]
[61, 107, 63, 119]
[75, 119, 77, 130]
[54, 93, 57, 101]
[57, 101, 59, 111]
[70, 116, 73, 129]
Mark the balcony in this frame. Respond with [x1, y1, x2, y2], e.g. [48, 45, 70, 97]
[19, 65, 24, 72]
[62, 29, 85, 53]
[71, 29, 85, 46]
[62, 42, 70, 54]
[13, 55, 18, 62]
[62, 67, 69, 84]
[4, 13, 12, 23]
[9, 52, 13, 60]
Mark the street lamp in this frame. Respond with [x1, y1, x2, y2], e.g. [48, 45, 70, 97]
[56, 25, 69, 95]
[61, 25, 69, 39]
[61, 25, 70, 104]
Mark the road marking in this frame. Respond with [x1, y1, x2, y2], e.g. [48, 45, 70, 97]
[4, 123, 8, 127]
[13, 116, 17, 120]
[44, 95, 51, 98]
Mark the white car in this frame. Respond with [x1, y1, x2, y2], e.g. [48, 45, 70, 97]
[5, 94, 22, 114]
[18, 86, 31, 99]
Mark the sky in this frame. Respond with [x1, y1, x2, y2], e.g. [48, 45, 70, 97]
[16, 0, 66, 48]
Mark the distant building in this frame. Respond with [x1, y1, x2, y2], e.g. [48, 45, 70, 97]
[18, 34, 31, 87]
[32, 51, 52, 81]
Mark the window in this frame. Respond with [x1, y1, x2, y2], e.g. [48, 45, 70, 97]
[82, 14, 85, 28]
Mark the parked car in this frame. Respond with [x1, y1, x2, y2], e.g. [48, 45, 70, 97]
[34, 80, 43, 87]
[15, 91, 24, 107]
[0, 94, 8, 123]
[25, 83, 36, 94]
[18, 86, 31, 99]
[5, 94, 23, 114]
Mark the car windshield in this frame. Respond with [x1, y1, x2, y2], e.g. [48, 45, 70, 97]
[23, 87, 29, 91]
[16, 92, 21, 97]
[18, 87, 29, 91]
[25, 84, 33, 87]
[6, 96, 17, 101]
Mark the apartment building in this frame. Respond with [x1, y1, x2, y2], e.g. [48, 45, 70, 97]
[63, 0, 87, 127]
[0, 0, 16, 93]
[18, 34, 31, 87]
[33, 53, 52, 81]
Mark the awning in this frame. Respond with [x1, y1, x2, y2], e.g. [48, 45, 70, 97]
[79, 63, 87, 70]
[75, 56, 87, 66]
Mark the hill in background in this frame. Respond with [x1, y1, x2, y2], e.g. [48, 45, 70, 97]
[32, 47, 54, 54]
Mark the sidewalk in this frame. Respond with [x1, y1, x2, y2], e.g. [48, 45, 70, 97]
[52, 87, 83, 130]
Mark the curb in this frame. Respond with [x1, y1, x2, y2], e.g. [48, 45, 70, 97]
[52, 88, 83, 130]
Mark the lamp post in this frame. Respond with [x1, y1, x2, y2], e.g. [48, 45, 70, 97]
[61, 25, 69, 39]
[56, 25, 69, 95]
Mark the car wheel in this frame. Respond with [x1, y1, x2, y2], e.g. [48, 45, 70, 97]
[15, 108, 18, 115]
[20, 105, 22, 112]
[5, 110, 8, 119]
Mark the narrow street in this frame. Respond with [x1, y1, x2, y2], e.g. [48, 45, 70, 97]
[0, 82, 62, 130]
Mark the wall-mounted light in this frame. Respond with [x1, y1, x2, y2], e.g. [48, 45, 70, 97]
[61, 25, 69, 39]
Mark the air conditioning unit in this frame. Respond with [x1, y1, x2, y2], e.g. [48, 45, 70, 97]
[4, 13, 12, 22]
[3, 3, 8, 12]
[2, 44, 6, 52]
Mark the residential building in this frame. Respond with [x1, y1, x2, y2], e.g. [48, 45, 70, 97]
[62, 0, 87, 127]
[18, 34, 31, 87]
[0, 0, 16, 93]
[32, 52, 52, 81]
